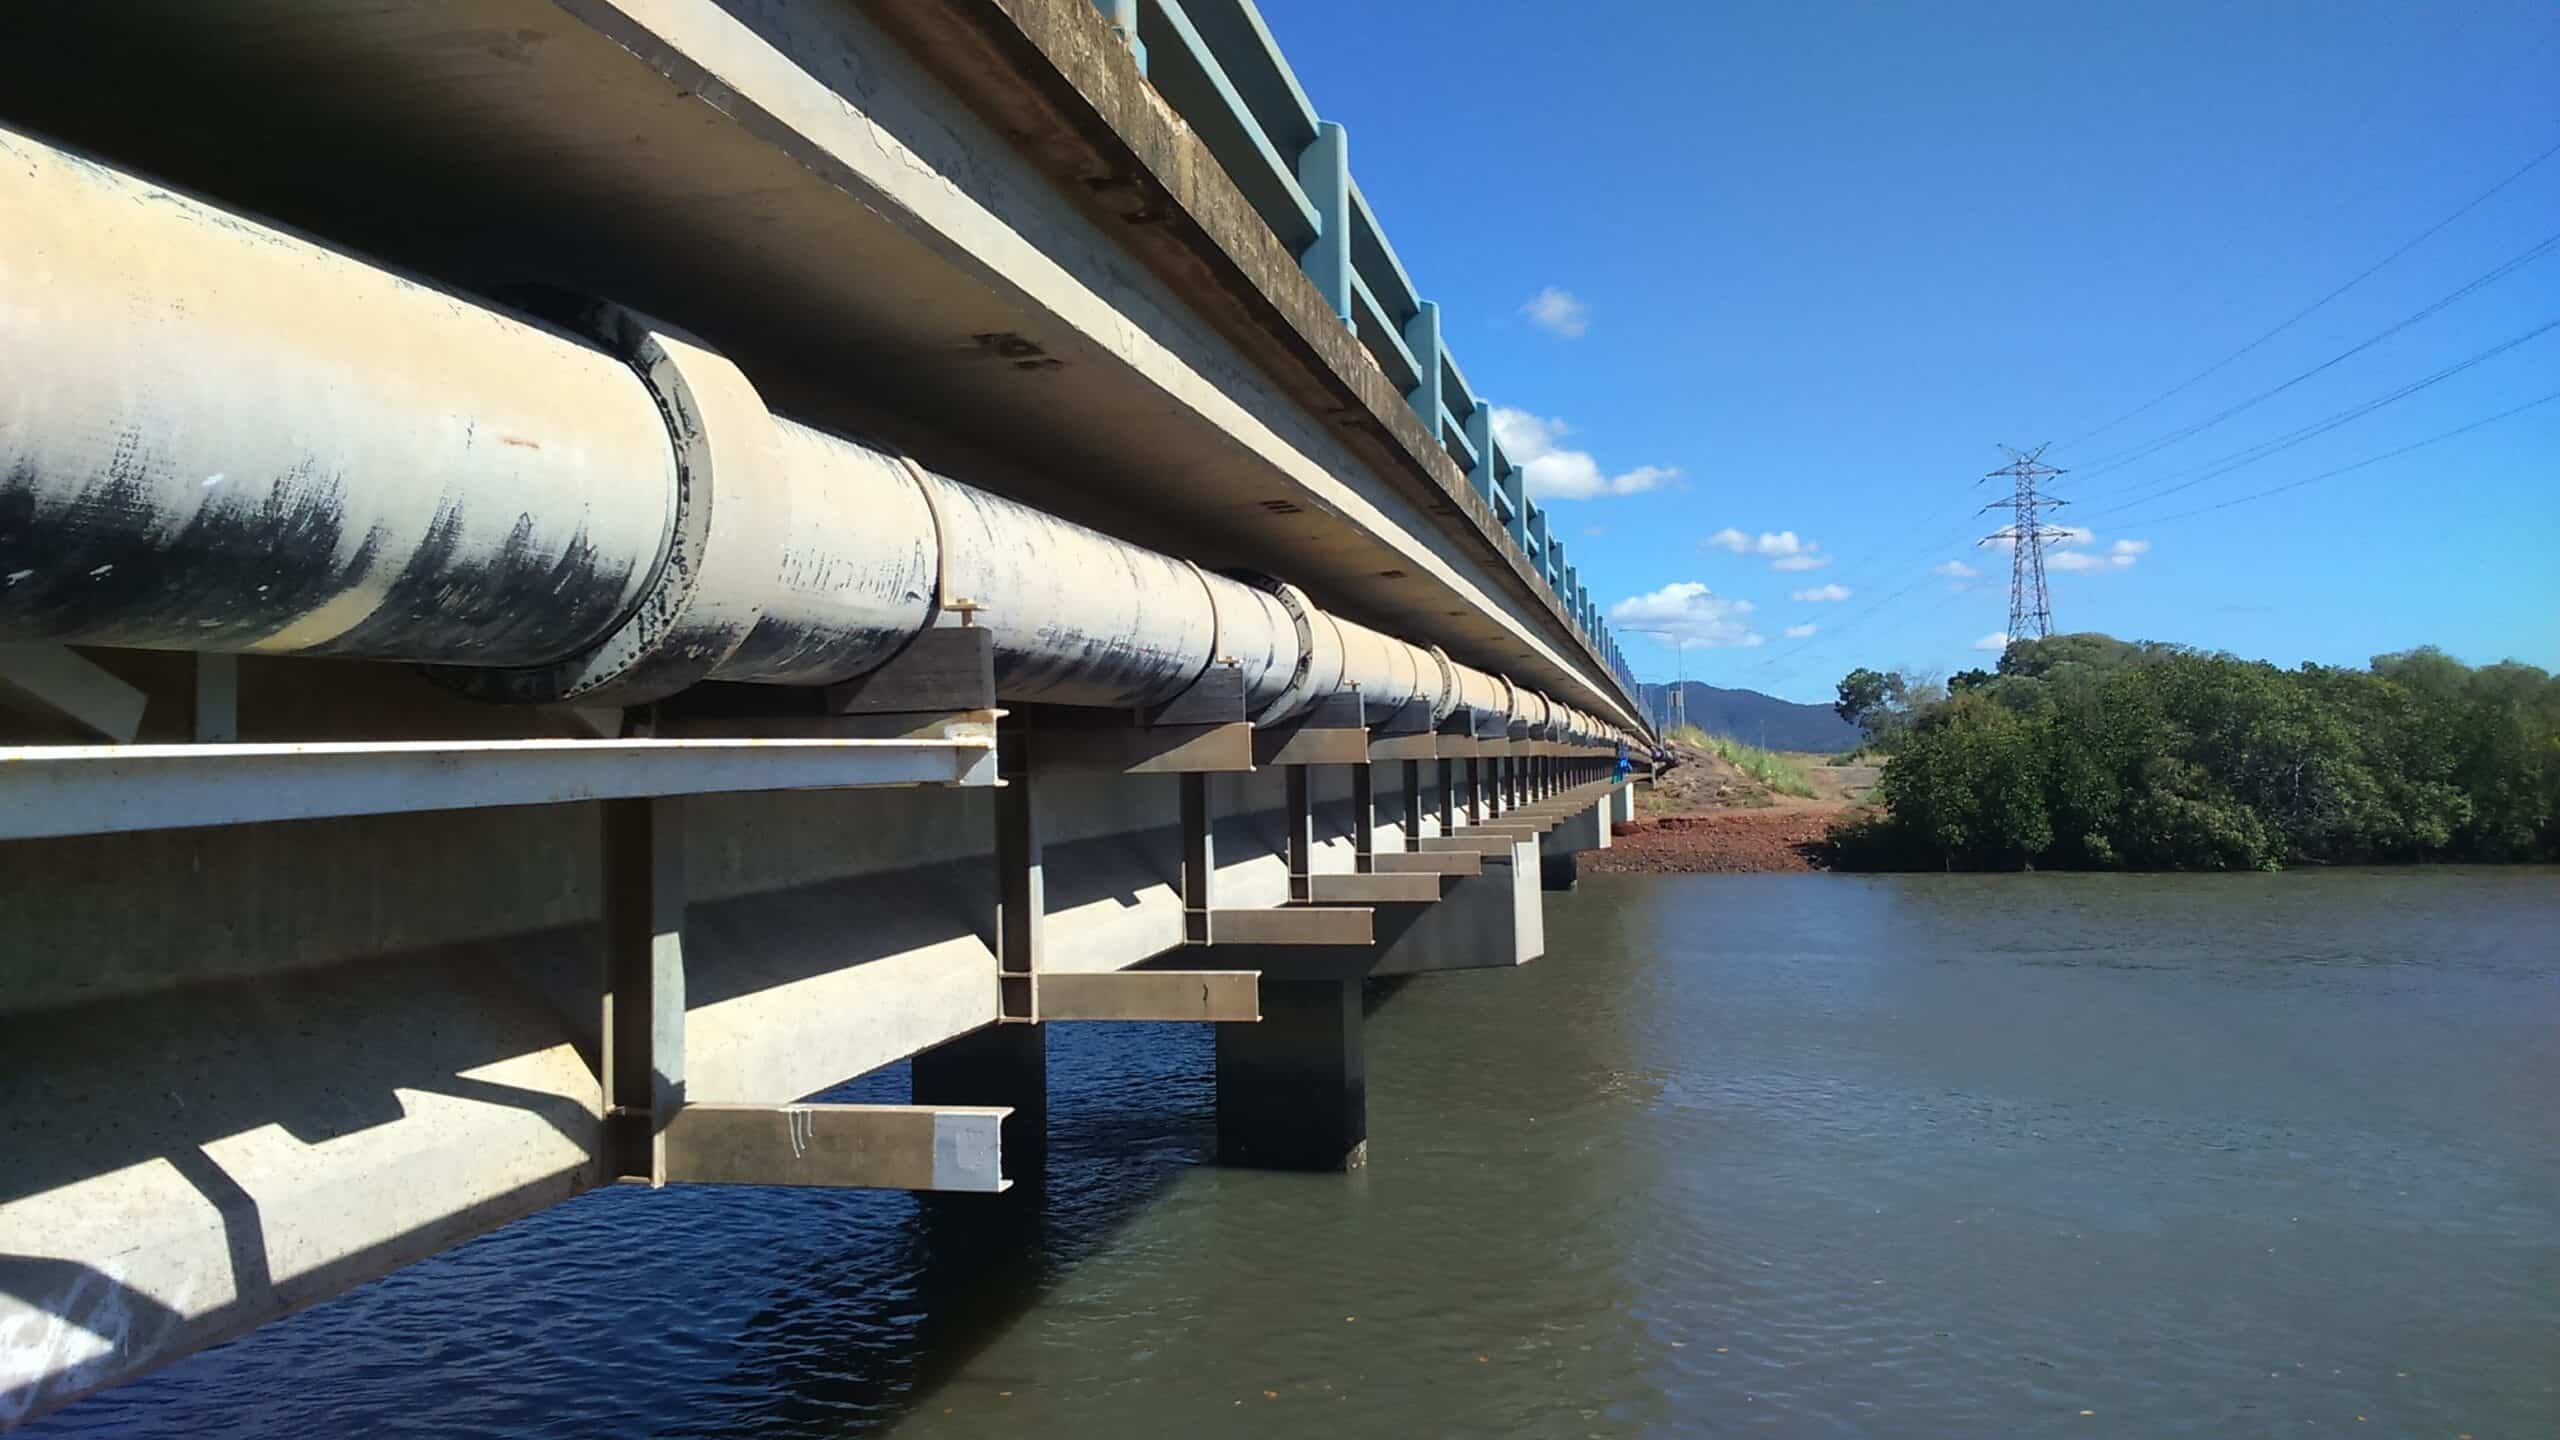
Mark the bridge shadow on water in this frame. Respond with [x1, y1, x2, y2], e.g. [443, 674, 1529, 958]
[30, 1018, 1236, 1438]
[46, 982, 1419, 1438]
[11, 778, 1419, 1433]
[715, 977, 1426, 1438]
[706, 1032, 1218, 1439]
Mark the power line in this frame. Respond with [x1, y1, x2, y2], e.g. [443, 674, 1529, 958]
[1749, 499, 2002, 671]
[1745, 544, 1941, 672]
[1749, 558, 1976, 677]
[1619, 624, 1695, 731]
[1761, 133, 2560, 676]
[1979, 445, 2072, 643]
[2125, 388, 2560, 528]
[2059, 134, 2560, 450]
[1746, 473, 2048, 678]
[1748, 142, 2560, 686]
[2086, 315, 2560, 519]
[1755, 220, 2555, 676]
[2067, 226, 2560, 483]
[1750, 369, 2557, 681]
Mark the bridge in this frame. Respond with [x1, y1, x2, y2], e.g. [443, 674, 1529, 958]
[0, 0, 1651, 1422]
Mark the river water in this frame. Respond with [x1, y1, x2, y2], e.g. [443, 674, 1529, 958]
[38, 868, 2558, 1436]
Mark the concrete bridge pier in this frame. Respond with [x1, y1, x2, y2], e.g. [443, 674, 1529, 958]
[1540, 850, 1580, 891]
[1215, 977, 1366, 1172]
[1539, 792, 1611, 891]
[1199, 795, 1564, 1170]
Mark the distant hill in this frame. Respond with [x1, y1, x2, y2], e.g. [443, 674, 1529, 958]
[1639, 680, 1861, 753]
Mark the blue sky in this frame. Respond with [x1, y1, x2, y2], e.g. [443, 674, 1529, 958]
[1261, 1, 2559, 703]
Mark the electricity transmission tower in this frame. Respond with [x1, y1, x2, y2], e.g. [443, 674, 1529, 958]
[1979, 444, 2071, 642]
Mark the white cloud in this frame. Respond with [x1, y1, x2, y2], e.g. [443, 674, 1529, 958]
[1973, 631, 2011, 652]
[1791, 583, 1852, 603]
[1583, 524, 1608, 539]
[1932, 560, 1978, 578]
[1492, 407, 1679, 501]
[1979, 530, 2148, 573]
[1707, 527, 1832, 571]
[1707, 527, 1804, 557]
[1783, 623, 1819, 639]
[1609, 582, 1762, 648]
[2049, 537, 2150, 573]
[1519, 286, 1589, 338]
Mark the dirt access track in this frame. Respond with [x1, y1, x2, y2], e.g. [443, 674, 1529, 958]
[1585, 743, 1878, 875]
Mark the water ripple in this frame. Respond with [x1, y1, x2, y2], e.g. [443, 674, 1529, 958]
[33, 868, 2559, 1437]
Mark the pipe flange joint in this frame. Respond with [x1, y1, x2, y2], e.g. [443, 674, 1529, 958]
[1227, 572, 1344, 725]
[1424, 645, 1461, 724]
[438, 304, 789, 707]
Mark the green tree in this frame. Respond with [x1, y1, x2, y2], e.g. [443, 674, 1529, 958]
[1834, 666, 1946, 749]
[1999, 632, 2148, 680]
[1864, 693, 2052, 868]
[1834, 667, 1901, 732]
[1830, 633, 2557, 871]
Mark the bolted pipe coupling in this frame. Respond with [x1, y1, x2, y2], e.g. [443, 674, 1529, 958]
[434, 306, 793, 707]
[1227, 573, 1345, 724]
[1425, 645, 1462, 723]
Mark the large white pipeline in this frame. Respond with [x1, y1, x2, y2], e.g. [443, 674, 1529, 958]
[0, 126, 1636, 743]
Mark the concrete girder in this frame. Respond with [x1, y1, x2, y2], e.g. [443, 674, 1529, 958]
[1036, 970, 1262, 1023]
[1166, 838, 1544, 984]
[0, 735, 999, 842]
[658, 1102, 1011, 1193]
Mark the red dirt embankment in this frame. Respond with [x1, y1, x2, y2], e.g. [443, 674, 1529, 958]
[1587, 808, 1841, 874]
[1581, 740, 1879, 874]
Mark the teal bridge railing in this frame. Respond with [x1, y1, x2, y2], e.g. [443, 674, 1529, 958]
[1097, 0, 1635, 699]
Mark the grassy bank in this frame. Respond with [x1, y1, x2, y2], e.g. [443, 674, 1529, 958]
[1670, 725, 1817, 798]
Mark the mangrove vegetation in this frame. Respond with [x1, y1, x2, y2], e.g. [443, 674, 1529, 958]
[1829, 634, 2560, 870]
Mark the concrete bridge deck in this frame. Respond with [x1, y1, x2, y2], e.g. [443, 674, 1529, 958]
[0, 0, 1651, 1424]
